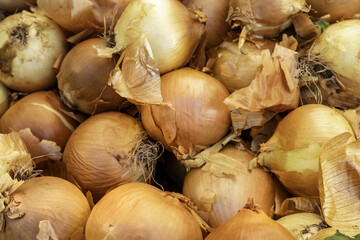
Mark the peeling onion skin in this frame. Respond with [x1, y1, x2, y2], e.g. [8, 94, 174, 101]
[140, 68, 231, 159]
[85, 182, 203, 240]
[1, 177, 90, 240]
[0, 0, 37, 13]
[63, 112, 149, 202]
[0, 91, 80, 150]
[0, 11, 68, 92]
[57, 38, 127, 115]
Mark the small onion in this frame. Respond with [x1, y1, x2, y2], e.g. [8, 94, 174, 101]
[205, 199, 296, 240]
[63, 112, 160, 202]
[255, 104, 355, 197]
[57, 38, 126, 115]
[212, 40, 275, 92]
[140, 68, 231, 159]
[183, 145, 278, 228]
[85, 182, 203, 240]
[0, 11, 68, 92]
[114, 0, 205, 74]
[0, 0, 36, 13]
[1, 176, 90, 240]
[0, 81, 10, 117]
[0, 91, 81, 151]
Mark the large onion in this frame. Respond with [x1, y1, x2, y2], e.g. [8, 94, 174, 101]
[85, 182, 203, 240]
[1, 176, 90, 240]
[0, 0, 36, 13]
[253, 104, 355, 197]
[183, 144, 278, 228]
[0, 11, 68, 92]
[57, 38, 126, 115]
[0, 81, 10, 117]
[63, 111, 160, 202]
[114, 0, 205, 74]
[140, 67, 231, 159]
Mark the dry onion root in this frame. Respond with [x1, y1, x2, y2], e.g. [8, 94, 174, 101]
[85, 182, 203, 240]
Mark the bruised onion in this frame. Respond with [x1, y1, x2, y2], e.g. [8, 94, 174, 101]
[85, 182, 203, 240]
[0, 82, 10, 117]
[0, 176, 90, 240]
[57, 38, 126, 115]
[63, 112, 161, 202]
[0, 0, 36, 13]
[140, 68, 231, 159]
[0, 11, 68, 92]
[253, 104, 355, 197]
[0, 91, 81, 150]
[183, 144, 279, 228]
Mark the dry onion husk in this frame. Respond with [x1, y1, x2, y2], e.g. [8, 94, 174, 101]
[205, 199, 296, 240]
[85, 182, 203, 240]
[252, 104, 355, 197]
[0, 0, 36, 13]
[0, 82, 10, 118]
[182, 144, 279, 228]
[63, 111, 161, 202]
[0, 11, 68, 92]
[140, 68, 231, 160]
[0, 176, 90, 240]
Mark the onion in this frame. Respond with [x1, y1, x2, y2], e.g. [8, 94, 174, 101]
[114, 0, 205, 74]
[0, 82, 10, 117]
[85, 182, 203, 240]
[37, 0, 132, 34]
[1, 176, 90, 240]
[211, 40, 275, 92]
[205, 199, 296, 240]
[181, 0, 231, 48]
[276, 213, 324, 240]
[183, 144, 279, 228]
[0, 91, 81, 151]
[0, 0, 36, 13]
[308, 228, 337, 240]
[228, 0, 308, 37]
[57, 38, 127, 115]
[306, 0, 360, 23]
[140, 67, 231, 159]
[0, 11, 68, 92]
[253, 104, 355, 197]
[63, 111, 161, 202]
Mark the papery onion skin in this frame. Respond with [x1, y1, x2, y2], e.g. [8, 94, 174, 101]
[114, 0, 205, 74]
[85, 182, 203, 240]
[140, 67, 231, 159]
[63, 112, 152, 202]
[0, 91, 80, 150]
[1, 176, 90, 240]
[0, 81, 10, 117]
[0, 0, 36, 13]
[57, 38, 126, 115]
[183, 145, 278, 228]
[182, 0, 231, 48]
[0, 11, 68, 92]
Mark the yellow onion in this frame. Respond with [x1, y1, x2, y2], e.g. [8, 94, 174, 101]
[0, 0, 36, 13]
[140, 68, 231, 159]
[114, 0, 205, 74]
[1, 176, 90, 240]
[183, 144, 279, 228]
[228, 0, 308, 37]
[37, 0, 132, 34]
[85, 182, 203, 240]
[63, 112, 161, 202]
[308, 228, 337, 240]
[57, 38, 127, 115]
[0, 91, 81, 151]
[307, 0, 360, 23]
[253, 104, 355, 197]
[276, 213, 324, 239]
[310, 20, 360, 99]
[212, 40, 276, 92]
[0, 11, 68, 92]
[182, 0, 231, 48]
[0, 82, 10, 117]
[205, 199, 296, 240]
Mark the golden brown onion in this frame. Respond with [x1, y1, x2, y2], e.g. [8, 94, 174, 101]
[0, 91, 81, 150]
[0, 0, 36, 13]
[1, 176, 90, 240]
[183, 145, 278, 228]
[57, 38, 126, 115]
[85, 182, 203, 240]
[205, 199, 296, 240]
[140, 67, 231, 159]
[63, 112, 160, 202]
